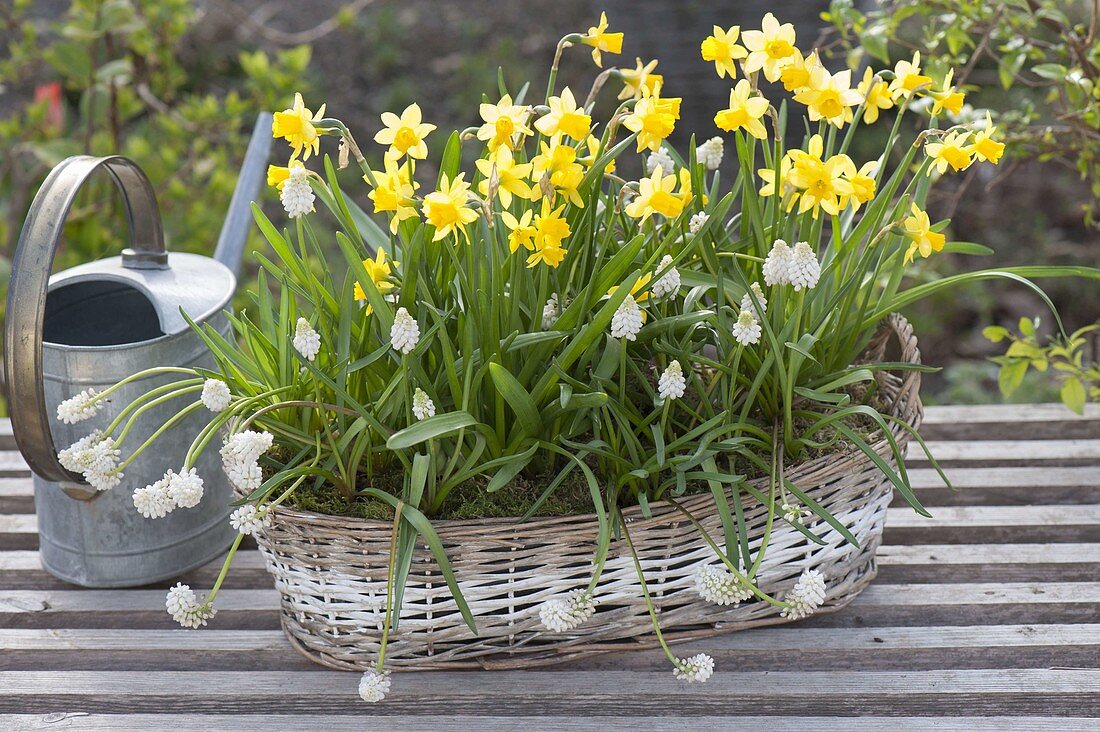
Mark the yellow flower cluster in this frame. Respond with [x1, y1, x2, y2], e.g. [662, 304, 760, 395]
[924, 114, 1005, 176]
[759, 134, 877, 218]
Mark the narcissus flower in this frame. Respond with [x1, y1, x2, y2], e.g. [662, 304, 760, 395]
[582, 12, 623, 68]
[714, 79, 769, 140]
[374, 103, 436, 160]
[476, 148, 534, 207]
[929, 69, 966, 117]
[779, 49, 820, 93]
[700, 25, 747, 79]
[902, 203, 946, 263]
[423, 173, 479, 242]
[618, 57, 662, 101]
[838, 159, 878, 212]
[757, 156, 792, 198]
[535, 87, 591, 141]
[477, 94, 533, 152]
[501, 209, 537, 253]
[858, 67, 895, 124]
[622, 84, 682, 153]
[272, 93, 325, 161]
[786, 135, 854, 217]
[526, 238, 568, 269]
[533, 198, 571, 251]
[365, 156, 419, 233]
[968, 113, 1005, 164]
[889, 52, 933, 101]
[625, 165, 690, 220]
[353, 246, 398, 306]
[794, 66, 862, 128]
[741, 12, 797, 82]
[925, 130, 974, 174]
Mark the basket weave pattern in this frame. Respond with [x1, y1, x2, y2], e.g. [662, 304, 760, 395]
[255, 314, 922, 670]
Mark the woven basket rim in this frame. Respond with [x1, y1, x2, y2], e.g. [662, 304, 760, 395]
[265, 313, 920, 535]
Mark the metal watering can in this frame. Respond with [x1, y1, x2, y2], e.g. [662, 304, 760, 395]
[2, 114, 271, 587]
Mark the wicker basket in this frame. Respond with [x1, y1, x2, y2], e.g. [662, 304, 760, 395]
[254, 314, 922, 670]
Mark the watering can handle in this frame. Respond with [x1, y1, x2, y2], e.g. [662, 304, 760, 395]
[3, 155, 166, 495]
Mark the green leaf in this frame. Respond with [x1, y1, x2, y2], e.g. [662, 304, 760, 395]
[387, 412, 478, 450]
[488, 362, 543, 439]
[983, 326, 1010, 343]
[1061, 377, 1086, 415]
[998, 360, 1029, 397]
[1032, 63, 1068, 81]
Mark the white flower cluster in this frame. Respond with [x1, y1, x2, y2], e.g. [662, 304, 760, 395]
[674, 653, 715, 683]
[658, 360, 687, 401]
[200, 379, 232, 412]
[58, 431, 122, 491]
[229, 504, 270, 536]
[610, 295, 644, 341]
[220, 430, 274, 493]
[56, 388, 104, 424]
[780, 568, 827, 620]
[651, 255, 680, 299]
[539, 588, 597, 632]
[165, 582, 216, 629]
[358, 669, 392, 703]
[696, 136, 724, 170]
[541, 292, 559, 330]
[688, 211, 709, 234]
[731, 309, 761, 346]
[762, 239, 819, 291]
[293, 318, 321, 362]
[132, 468, 205, 518]
[646, 146, 675, 175]
[280, 164, 315, 218]
[694, 563, 753, 606]
[740, 282, 767, 316]
[782, 501, 812, 524]
[390, 307, 420, 354]
[412, 388, 436, 421]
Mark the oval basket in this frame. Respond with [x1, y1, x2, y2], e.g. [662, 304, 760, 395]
[254, 314, 922, 670]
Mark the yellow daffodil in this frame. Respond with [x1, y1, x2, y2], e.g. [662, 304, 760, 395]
[526, 240, 568, 269]
[477, 148, 534, 207]
[714, 79, 769, 140]
[582, 12, 623, 68]
[968, 113, 1005, 164]
[583, 134, 615, 174]
[902, 203, 945, 263]
[787, 135, 854, 217]
[741, 12, 798, 82]
[925, 130, 974, 174]
[531, 135, 586, 205]
[365, 156, 420, 234]
[535, 87, 591, 141]
[622, 83, 682, 152]
[272, 93, 326, 161]
[533, 197, 571, 250]
[700, 25, 747, 79]
[889, 52, 933, 102]
[607, 271, 653, 304]
[500, 209, 537, 253]
[618, 58, 663, 100]
[794, 66, 862, 129]
[757, 156, 792, 198]
[374, 103, 436, 160]
[477, 94, 533, 152]
[857, 67, 894, 124]
[837, 159, 878, 212]
[423, 173, 479, 242]
[551, 165, 586, 208]
[266, 160, 305, 190]
[353, 247, 398, 305]
[625, 165, 689, 220]
[779, 49, 820, 93]
[929, 69, 966, 117]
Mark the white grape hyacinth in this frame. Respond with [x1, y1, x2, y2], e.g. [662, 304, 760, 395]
[694, 563, 753, 606]
[229, 504, 270, 536]
[132, 474, 175, 519]
[538, 588, 597, 632]
[651, 255, 681, 299]
[359, 669, 391, 703]
[697, 136, 724, 170]
[56, 388, 104, 424]
[781, 568, 827, 619]
[293, 318, 321, 362]
[762, 239, 793, 286]
[200, 379, 232, 412]
[788, 241, 821, 291]
[610, 295, 644, 341]
[58, 431, 104, 473]
[674, 653, 715, 683]
[165, 582, 216, 629]
[782, 501, 812, 524]
[646, 146, 675, 175]
[220, 430, 274, 492]
[688, 211, 709, 235]
[541, 292, 559, 330]
[740, 282, 767, 316]
[166, 468, 204, 509]
[280, 164, 315, 218]
[658, 360, 687, 401]
[58, 432, 122, 491]
[390, 307, 420, 354]
[412, 388, 436, 421]
[731, 309, 762, 346]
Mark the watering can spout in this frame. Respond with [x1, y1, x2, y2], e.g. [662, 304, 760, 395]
[213, 111, 273, 277]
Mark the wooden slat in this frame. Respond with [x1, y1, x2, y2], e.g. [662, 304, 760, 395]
[923, 403, 1100, 423]
[908, 439, 1100, 463]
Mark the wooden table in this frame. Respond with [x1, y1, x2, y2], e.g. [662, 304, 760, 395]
[1, 404, 1098, 730]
